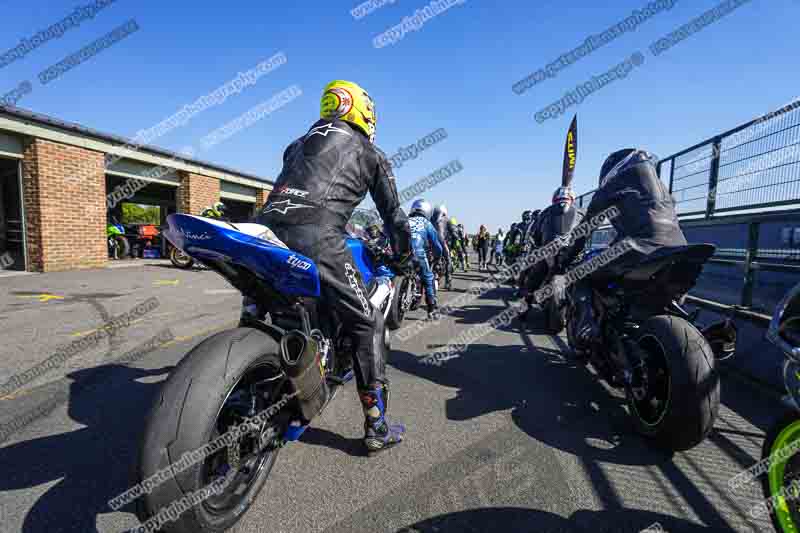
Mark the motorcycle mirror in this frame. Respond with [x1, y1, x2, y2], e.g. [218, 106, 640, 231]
[561, 114, 577, 188]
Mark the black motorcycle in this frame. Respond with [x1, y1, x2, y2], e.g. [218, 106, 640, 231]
[546, 116, 734, 451]
[559, 243, 736, 450]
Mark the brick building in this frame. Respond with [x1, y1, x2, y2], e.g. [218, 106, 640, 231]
[0, 107, 273, 272]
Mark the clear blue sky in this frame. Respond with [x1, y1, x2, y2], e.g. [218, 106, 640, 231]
[1, 0, 797, 232]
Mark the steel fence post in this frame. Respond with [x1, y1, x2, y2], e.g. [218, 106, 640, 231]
[741, 221, 759, 307]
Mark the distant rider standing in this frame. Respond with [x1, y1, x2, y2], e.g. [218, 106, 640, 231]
[408, 199, 443, 318]
[432, 204, 453, 290]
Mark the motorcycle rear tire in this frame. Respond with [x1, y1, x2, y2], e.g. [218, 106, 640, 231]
[629, 315, 719, 451]
[109, 235, 130, 260]
[170, 246, 195, 269]
[136, 328, 284, 532]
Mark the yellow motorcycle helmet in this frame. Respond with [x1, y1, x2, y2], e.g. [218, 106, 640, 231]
[320, 80, 376, 143]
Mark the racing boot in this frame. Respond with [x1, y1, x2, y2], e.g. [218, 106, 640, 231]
[571, 282, 599, 362]
[359, 382, 404, 455]
[426, 293, 438, 320]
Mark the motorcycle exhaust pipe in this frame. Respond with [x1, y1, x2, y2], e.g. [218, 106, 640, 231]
[701, 318, 737, 361]
[279, 330, 329, 423]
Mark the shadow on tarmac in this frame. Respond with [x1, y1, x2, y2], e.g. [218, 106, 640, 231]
[395, 507, 731, 532]
[0, 363, 172, 533]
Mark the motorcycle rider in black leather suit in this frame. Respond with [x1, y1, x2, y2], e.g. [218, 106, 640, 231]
[518, 191, 583, 318]
[565, 149, 688, 357]
[516, 209, 541, 291]
[432, 205, 452, 290]
[257, 80, 412, 454]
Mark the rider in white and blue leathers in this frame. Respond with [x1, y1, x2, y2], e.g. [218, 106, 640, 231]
[408, 199, 443, 318]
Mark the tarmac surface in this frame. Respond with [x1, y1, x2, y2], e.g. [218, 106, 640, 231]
[0, 256, 785, 532]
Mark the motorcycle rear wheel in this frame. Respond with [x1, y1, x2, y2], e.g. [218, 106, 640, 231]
[170, 246, 195, 269]
[628, 315, 719, 451]
[136, 328, 287, 532]
[108, 235, 130, 260]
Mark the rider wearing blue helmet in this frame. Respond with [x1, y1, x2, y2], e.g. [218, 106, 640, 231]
[409, 199, 443, 318]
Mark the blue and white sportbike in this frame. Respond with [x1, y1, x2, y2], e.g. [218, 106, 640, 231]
[134, 213, 406, 533]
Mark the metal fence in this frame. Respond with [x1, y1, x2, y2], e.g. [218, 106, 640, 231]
[577, 97, 800, 216]
[576, 97, 800, 313]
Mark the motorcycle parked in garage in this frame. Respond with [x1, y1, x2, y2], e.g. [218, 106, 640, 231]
[760, 282, 800, 532]
[135, 214, 412, 532]
[107, 216, 130, 260]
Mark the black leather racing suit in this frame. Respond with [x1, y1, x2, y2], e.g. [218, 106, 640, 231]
[522, 203, 585, 299]
[433, 213, 452, 288]
[446, 220, 463, 268]
[257, 119, 411, 389]
[568, 150, 688, 349]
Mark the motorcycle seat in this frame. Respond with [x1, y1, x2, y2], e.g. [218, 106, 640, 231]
[621, 244, 715, 282]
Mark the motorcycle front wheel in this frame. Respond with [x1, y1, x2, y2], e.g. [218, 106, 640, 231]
[386, 276, 409, 330]
[136, 328, 288, 532]
[762, 410, 800, 532]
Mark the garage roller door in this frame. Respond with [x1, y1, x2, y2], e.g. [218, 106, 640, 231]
[106, 158, 180, 186]
[0, 132, 23, 159]
[221, 181, 257, 203]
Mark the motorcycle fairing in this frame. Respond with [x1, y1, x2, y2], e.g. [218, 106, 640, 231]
[346, 237, 377, 287]
[165, 214, 321, 298]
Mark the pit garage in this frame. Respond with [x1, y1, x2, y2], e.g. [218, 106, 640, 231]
[106, 158, 179, 261]
[0, 106, 274, 272]
[0, 133, 25, 271]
